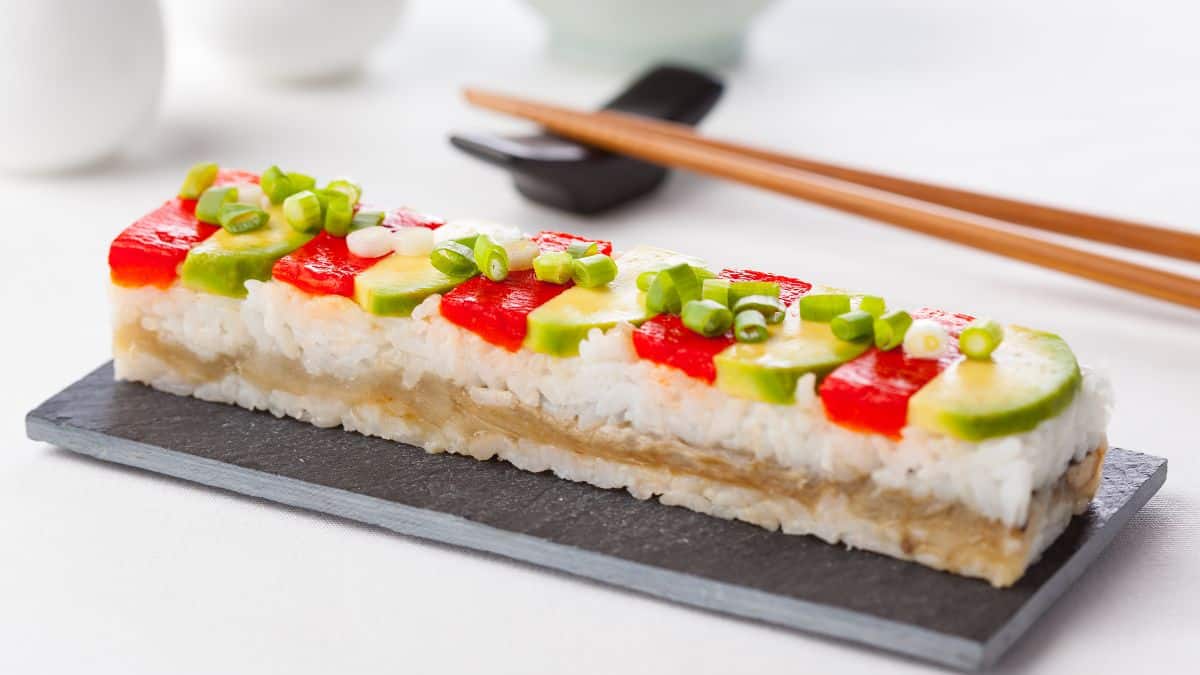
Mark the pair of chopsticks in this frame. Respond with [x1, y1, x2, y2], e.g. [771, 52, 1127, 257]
[463, 88, 1200, 310]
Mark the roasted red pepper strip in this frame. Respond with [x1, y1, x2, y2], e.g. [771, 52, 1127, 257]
[632, 268, 813, 382]
[271, 208, 444, 297]
[109, 169, 259, 288]
[818, 307, 974, 437]
[439, 231, 612, 351]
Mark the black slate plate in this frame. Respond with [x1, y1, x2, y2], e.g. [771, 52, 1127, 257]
[26, 363, 1166, 671]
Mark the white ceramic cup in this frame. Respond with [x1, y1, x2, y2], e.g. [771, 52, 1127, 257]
[524, 0, 775, 68]
[177, 0, 405, 82]
[0, 0, 165, 173]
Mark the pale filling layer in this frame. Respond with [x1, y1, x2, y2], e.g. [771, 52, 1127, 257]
[114, 323, 1105, 587]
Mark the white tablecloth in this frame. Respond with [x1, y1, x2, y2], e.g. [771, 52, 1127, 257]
[2, 1, 1196, 672]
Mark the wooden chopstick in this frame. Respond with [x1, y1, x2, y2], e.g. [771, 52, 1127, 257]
[463, 87, 1200, 310]
[562, 107, 1200, 264]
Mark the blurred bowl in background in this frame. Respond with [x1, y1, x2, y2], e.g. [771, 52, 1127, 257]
[0, 0, 164, 173]
[524, 0, 775, 68]
[178, 0, 405, 82]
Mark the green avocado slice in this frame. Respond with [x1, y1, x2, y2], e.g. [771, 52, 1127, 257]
[180, 207, 312, 298]
[714, 321, 871, 404]
[524, 245, 705, 357]
[908, 325, 1081, 441]
[354, 253, 468, 317]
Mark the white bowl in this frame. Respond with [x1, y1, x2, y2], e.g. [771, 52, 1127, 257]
[0, 0, 164, 173]
[524, 0, 775, 68]
[178, 0, 405, 82]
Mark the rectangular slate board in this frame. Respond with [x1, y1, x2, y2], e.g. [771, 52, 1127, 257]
[26, 363, 1166, 671]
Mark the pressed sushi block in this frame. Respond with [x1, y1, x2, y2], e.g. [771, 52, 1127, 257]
[107, 163, 1112, 587]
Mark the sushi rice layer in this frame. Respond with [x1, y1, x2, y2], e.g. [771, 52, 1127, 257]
[111, 279, 1110, 585]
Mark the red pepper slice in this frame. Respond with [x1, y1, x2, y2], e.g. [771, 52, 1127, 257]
[818, 307, 974, 437]
[439, 231, 612, 351]
[271, 208, 444, 297]
[109, 169, 259, 288]
[632, 267, 813, 382]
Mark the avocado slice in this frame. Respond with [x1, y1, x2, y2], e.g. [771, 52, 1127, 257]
[354, 253, 468, 317]
[908, 325, 1081, 441]
[525, 245, 705, 356]
[714, 321, 871, 404]
[180, 207, 313, 298]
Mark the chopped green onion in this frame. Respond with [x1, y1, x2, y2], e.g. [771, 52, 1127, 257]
[959, 318, 1005, 360]
[734, 309, 769, 343]
[681, 299, 733, 338]
[287, 172, 316, 193]
[261, 166, 295, 204]
[729, 280, 780, 306]
[505, 238, 540, 271]
[179, 162, 219, 199]
[217, 203, 268, 234]
[646, 271, 679, 314]
[692, 266, 718, 281]
[904, 319, 950, 359]
[733, 294, 784, 317]
[663, 263, 701, 306]
[533, 251, 574, 284]
[858, 295, 886, 318]
[637, 270, 659, 292]
[325, 178, 362, 206]
[321, 191, 354, 236]
[350, 209, 385, 233]
[572, 253, 618, 288]
[474, 234, 510, 281]
[831, 310, 874, 341]
[565, 241, 598, 258]
[702, 278, 731, 307]
[873, 309, 913, 351]
[282, 190, 323, 233]
[799, 293, 851, 322]
[453, 234, 480, 250]
[195, 186, 238, 224]
[430, 241, 478, 277]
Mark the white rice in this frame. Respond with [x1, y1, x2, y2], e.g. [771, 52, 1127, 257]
[111, 280, 1111, 527]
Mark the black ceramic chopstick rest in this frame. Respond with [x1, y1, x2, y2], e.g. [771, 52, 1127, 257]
[451, 64, 724, 214]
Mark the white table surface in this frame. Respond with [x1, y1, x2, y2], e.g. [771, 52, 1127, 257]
[2, 1, 1198, 672]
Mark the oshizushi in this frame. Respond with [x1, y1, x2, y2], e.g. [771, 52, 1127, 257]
[108, 164, 1111, 587]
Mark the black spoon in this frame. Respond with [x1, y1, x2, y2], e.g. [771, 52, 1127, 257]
[450, 64, 724, 215]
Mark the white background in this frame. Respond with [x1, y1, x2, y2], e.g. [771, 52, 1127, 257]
[2, 1, 1198, 672]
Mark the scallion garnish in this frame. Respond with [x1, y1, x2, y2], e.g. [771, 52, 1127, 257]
[566, 241, 599, 258]
[734, 309, 769, 343]
[325, 178, 362, 206]
[283, 190, 323, 233]
[858, 295, 886, 318]
[350, 209, 385, 233]
[261, 166, 294, 204]
[430, 241, 478, 277]
[799, 293, 851, 322]
[572, 253, 618, 288]
[959, 318, 1005, 360]
[533, 251, 574, 284]
[474, 234, 510, 282]
[873, 309, 913, 351]
[733, 294, 784, 318]
[831, 310, 874, 341]
[729, 280, 780, 306]
[179, 162, 219, 200]
[217, 203, 268, 234]
[701, 278, 731, 307]
[637, 270, 660, 292]
[903, 319, 951, 359]
[647, 271, 679, 314]
[681, 299, 733, 337]
[195, 186, 238, 225]
[287, 172, 316, 193]
[321, 191, 354, 236]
